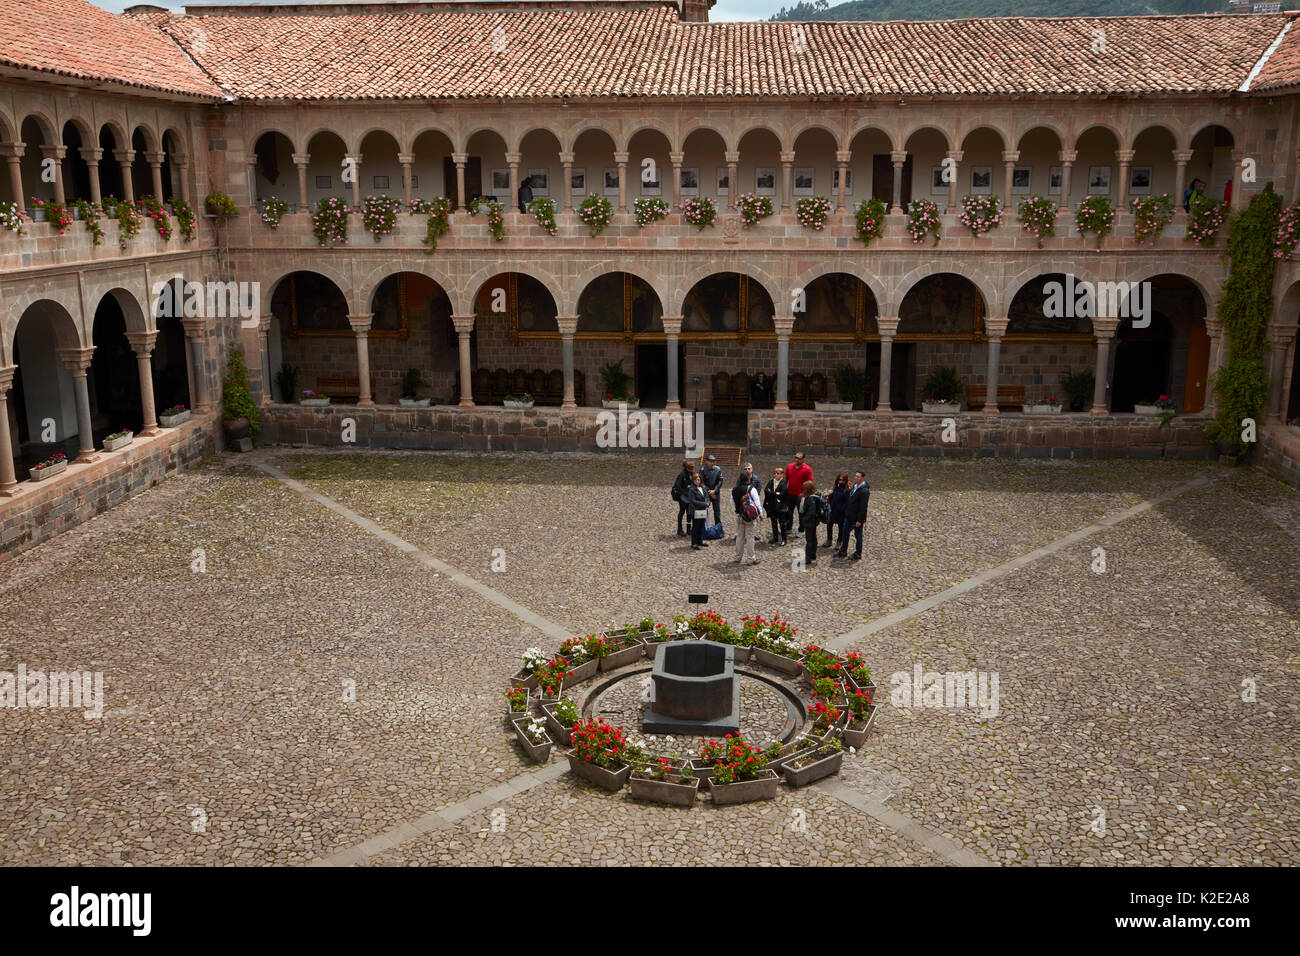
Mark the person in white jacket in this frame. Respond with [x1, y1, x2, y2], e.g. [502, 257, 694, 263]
[731, 462, 765, 565]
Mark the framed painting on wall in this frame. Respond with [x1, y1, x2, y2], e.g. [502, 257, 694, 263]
[755, 167, 776, 195]
[315, 175, 332, 189]
[1129, 166, 1152, 195]
[970, 166, 993, 194]
[680, 167, 699, 195]
[1049, 167, 1062, 194]
[716, 167, 730, 195]
[793, 167, 814, 195]
[491, 169, 510, 195]
[1011, 167, 1032, 195]
[641, 164, 661, 195]
[372, 175, 389, 190]
[931, 167, 948, 194]
[527, 169, 549, 196]
[603, 168, 620, 196]
[1088, 166, 1112, 194]
[570, 168, 586, 195]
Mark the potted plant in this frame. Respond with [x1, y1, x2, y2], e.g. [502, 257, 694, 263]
[745, 615, 803, 674]
[599, 359, 637, 408]
[823, 363, 867, 411]
[158, 404, 190, 427]
[204, 191, 238, 218]
[704, 735, 780, 805]
[808, 700, 848, 736]
[920, 366, 963, 414]
[28, 452, 68, 481]
[510, 647, 547, 689]
[628, 754, 699, 807]
[505, 686, 530, 728]
[102, 429, 133, 452]
[535, 656, 573, 701]
[1134, 394, 1176, 416]
[511, 714, 554, 764]
[587, 632, 643, 672]
[557, 637, 598, 683]
[398, 368, 430, 406]
[764, 736, 816, 773]
[781, 736, 844, 788]
[811, 676, 848, 706]
[843, 687, 878, 749]
[1061, 368, 1095, 413]
[275, 364, 298, 405]
[841, 652, 875, 696]
[299, 389, 330, 407]
[1022, 396, 1064, 415]
[502, 393, 535, 409]
[565, 717, 632, 791]
[541, 695, 580, 746]
[222, 348, 260, 443]
[798, 643, 839, 682]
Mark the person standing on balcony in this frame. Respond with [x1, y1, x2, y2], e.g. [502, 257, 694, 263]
[518, 175, 534, 214]
[784, 451, 813, 539]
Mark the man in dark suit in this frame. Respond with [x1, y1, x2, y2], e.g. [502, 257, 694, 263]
[836, 470, 870, 560]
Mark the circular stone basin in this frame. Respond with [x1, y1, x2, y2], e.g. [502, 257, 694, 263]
[643, 640, 740, 735]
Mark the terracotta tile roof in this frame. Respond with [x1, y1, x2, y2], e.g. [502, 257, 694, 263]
[0, 0, 223, 99]
[155, 9, 1298, 101]
[1249, 21, 1300, 90]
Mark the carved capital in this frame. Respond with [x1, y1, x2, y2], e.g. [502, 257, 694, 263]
[669, 151, 684, 165]
[835, 150, 851, 164]
[876, 315, 901, 336]
[559, 150, 575, 164]
[773, 315, 795, 338]
[1268, 324, 1298, 348]
[1001, 150, 1020, 164]
[39, 144, 67, 160]
[555, 315, 579, 337]
[505, 152, 521, 165]
[57, 346, 95, 374]
[0, 142, 25, 160]
[451, 313, 475, 335]
[79, 146, 103, 163]
[1115, 149, 1135, 164]
[292, 152, 311, 167]
[779, 150, 796, 164]
[724, 150, 740, 164]
[347, 312, 373, 334]
[145, 150, 166, 166]
[125, 330, 158, 355]
[613, 151, 629, 165]
[113, 149, 135, 166]
[945, 149, 964, 163]
[1173, 149, 1194, 164]
[1058, 150, 1078, 164]
[983, 316, 1010, 338]
[1092, 317, 1121, 338]
[397, 153, 414, 165]
[180, 316, 206, 338]
[0, 365, 15, 392]
[661, 314, 683, 336]
[451, 152, 468, 166]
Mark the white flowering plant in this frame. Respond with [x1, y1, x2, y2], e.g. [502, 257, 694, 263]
[521, 646, 548, 673]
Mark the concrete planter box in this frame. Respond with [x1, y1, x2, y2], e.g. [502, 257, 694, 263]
[300, 398, 331, 407]
[540, 701, 576, 746]
[629, 773, 699, 807]
[565, 752, 631, 791]
[29, 459, 68, 481]
[602, 398, 639, 409]
[102, 433, 134, 452]
[564, 657, 599, 685]
[511, 716, 554, 763]
[158, 409, 190, 427]
[767, 741, 817, 773]
[707, 770, 779, 805]
[689, 759, 716, 785]
[509, 668, 539, 690]
[32, 208, 47, 222]
[815, 401, 853, 412]
[843, 706, 879, 750]
[752, 646, 802, 675]
[398, 398, 431, 407]
[598, 640, 644, 672]
[1133, 404, 1171, 416]
[781, 749, 844, 788]
[922, 401, 961, 414]
[502, 399, 535, 409]
[1022, 404, 1062, 415]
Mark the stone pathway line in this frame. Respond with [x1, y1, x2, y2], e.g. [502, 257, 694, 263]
[257, 459, 1008, 867]
[827, 474, 1217, 651]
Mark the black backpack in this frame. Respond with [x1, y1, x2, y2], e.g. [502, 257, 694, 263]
[817, 494, 830, 523]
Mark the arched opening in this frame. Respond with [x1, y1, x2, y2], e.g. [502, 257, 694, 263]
[1130, 126, 1177, 205]
[367, 272, 455, 404]
[1016, 127, 1064, 201]
[736, 127, 781, 209]
[896, 273, 986, 411]
[252, 131, 295, 205]
[161, 130, 183, 202]
[1188, 124, 1236, 206]
[153, 317, 190, 415]
[359, 129, 401, 200]
[89, 292, 143, 434]
[794, 273, 877, 336]
[10, 301, 80, 479]
[680, 127, 726, 203]
[470, 273, 563, 405]
[793, 273, 879, 409]
[579, 273, 667, 405]
[130, 127, 154, 199]
[1111, 274, 1208, 413]
[904, 127, 948, 212]
[572, 128, 617, 211]
[791, 127, 838, 208]
[271, 271, 351, 401]
[518, 128, 561, 212]
[847, 126, 892, 211]
[1073, 126, 1121, 206]
[304, 131, 348, 208]
[61, 122, 92, 202]
[958, 127, 1005, 206]
[626, 128, 672, 204]
[410, 129, 454, 203]
[20, 117, 53, 205]
[465, 129, 507, 208]
[1006, 273, 1096, 409]
[98, 126, 125, 200]
[0, 115, 14, 204]
[683, 273, 774, 334]
[681, 273, 775, 417]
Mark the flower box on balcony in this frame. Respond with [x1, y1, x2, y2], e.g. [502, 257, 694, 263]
[921, 401, 960, 415]
[814, 401, 853, 412]
[158, 407, 190, 427]
[29, 455, 68, 481]
[102, 431, 134, 452]
[398, 398, 431, 407]
[1021, 404, 1062, 415]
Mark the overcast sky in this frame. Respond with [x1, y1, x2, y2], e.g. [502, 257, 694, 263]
[89, 0, 785, 21]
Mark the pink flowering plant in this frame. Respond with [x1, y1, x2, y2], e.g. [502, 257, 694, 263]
[1274, 201, 1300, 258]
[169, 197, 196, 242]
[1074, 196, 1115, 250]
[906, 198, 941, 245]
[796, 195, 834, 231]
[1017, 196, 1057, 247]
[959, 194, 1002, 237]
[854, 198, 886, 246]
[312, 196, 350, 246]
[136, 194, 173, 241]
[678, 196, 716, 231]
[31, 197, 73, 234]
[410, 197, 452, 253]
[578, 195, 613, 237]
[1130, 194, 1174, 245]
[634, 197, 669, 227]
[72, 199, 103, 246]
[259, 196, 290, 229]
[103, 197, 139, 249]
[0, 200, 27, 237]
[361, 195, 402, 241]
[528, 197, 558, 236]
[1187, 195, 1226, 247]
[734, 192, 773, 228]
[468, 196, 505, 241]
[32, 452, 67, 472]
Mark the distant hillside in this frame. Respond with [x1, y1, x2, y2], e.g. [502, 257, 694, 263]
[768, 1, 1228, 21]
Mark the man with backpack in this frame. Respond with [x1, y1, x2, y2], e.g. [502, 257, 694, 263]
[671, 458, 695, 537]
[798, 482, 829, 565]
[731, 462, 765, 565]
[700, 454, 724, 533]
[836, 469, 870, 561]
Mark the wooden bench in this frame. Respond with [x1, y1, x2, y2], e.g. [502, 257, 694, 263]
[966, 384, 1026, 409]
[316, 376, 376, 404]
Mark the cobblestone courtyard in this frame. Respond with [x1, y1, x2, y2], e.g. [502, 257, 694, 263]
[1, 449, 1296, 866]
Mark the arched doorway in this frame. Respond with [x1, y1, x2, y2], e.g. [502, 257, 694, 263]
[471, 273, 560, 404]
[1006, 273, 1095, 410]
[577, 273, 666, 406]
[252, 131, 295, 206]
[368, 272, 455, 404]
[89, 293, 143, 434]
[795, 273, 878, 408]
[1111, 274, 1208, 413]
[682, 273, 774, 423]
[271, 271, 351, 401]
[152, 317, 190, 415]
[896, 273, 986, 410]
[11, 300, 81, 477]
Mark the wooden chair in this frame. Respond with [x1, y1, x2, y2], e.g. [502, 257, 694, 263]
[712, 371, 732, 411]
[731, 371, 751, 410]
[789, 373, 811, 410]
[966, 384, 1026, 409]
[490, 368, 509, 404]
[809, 372, 828, 404]
[509, 368, 529, 397]
[315, 376, 375, 404]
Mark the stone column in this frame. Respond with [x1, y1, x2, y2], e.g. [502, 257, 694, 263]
[0, 366, 19, 496]
[1173, 149, 1193, 211]
[889, 150, 907, 214]
[557, 316, 578, 409]
[506, 151, 520, 209]
[114, 149, 135, 202]
[146, 150, 166, 199]
[876, 316, 900, 413]
[452, 314, 475, 406]
[1058, 149, 1077, 212]
[398, 152, 413, 206]
[1230, 150, 1248, 212]
[258, 314, 273, 405]
[835, 149, 850, 213]
[1115, 149, 1134, 208]
[982, 317, 1008, 416]
[175, 155, 191, 204]
[58, 347, 98, 463]
[1002, 150, 1019, 216]
[125, 331, 161, 435]
[663, 314, 682, 410]
[452, 152, 468, 212]
[773, 316, 794, 410]
[346, 153, 361, 208]
[348, 313, 375, 407]
[1203, 318, 1225, 416]
[40, 145, 67, 204]
[1267, 326, 1298, 422]
[614, 150, 629, 213]
[1090, 319, 1119, 414]
[181, 317, 210, 410]
[0, 143, 25, 213]
[725, 150, 739, 207]
[945, 149, 963, 214]
[293, 152, 310, 209]
[245, 156, 258, 210]
[560, 150, 575, 212]
[80, 146, 103, 206]
[779, 149, 795, 213]
[669, 150, 683, 209]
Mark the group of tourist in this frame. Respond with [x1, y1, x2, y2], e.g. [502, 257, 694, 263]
[672, 452, 870, 566]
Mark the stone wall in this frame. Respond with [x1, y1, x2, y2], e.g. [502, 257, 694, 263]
[1257, 424, 1300, 489]
[0, 414, 216, 563]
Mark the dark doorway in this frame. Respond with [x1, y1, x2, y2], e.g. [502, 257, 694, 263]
[635, 343, 684, 409]
[1112, 314, 1174, 413]
[892, 343, 916, 410]
[90, 298, 142, 433]
[1288, 336, 1300, 422]
[873, 154, 912, 208]
[444, 156, 482, 206]
[153, 317, 190, 414]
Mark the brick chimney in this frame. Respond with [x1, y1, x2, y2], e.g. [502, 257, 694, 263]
[681, 0, 715, 22]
